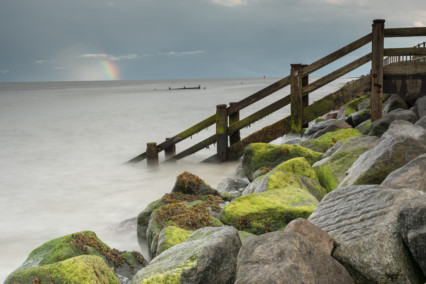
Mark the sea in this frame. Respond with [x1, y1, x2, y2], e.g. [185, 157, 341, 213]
[0, 76, 356, 281]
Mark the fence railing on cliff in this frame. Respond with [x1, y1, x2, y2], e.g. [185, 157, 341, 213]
[128, 20, 426, 166]
[384, 41, 426, 66]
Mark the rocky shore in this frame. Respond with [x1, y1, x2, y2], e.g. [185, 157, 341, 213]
[5, 91, 426, 283]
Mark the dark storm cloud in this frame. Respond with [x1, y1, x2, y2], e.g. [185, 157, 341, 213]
[0, 0, 425, 81]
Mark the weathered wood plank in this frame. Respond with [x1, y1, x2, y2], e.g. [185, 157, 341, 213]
[228, 116, 292, 160]
[216, 104, 228, 161]
[229, 102, 241, 145]
[371, 19, 385, 122]
[127, 152, 147, 163]
[227, 76, 291, 114]
[384, 27, 426, 38]
[303, 33, 372, 76]
[303, 53, 372, 94]
[384, 62, 426, 76]
[384, 48, 426, 56]
[146, 142, 159, 167]
[290, 64, 303, 133]
[156, 114, 216, 151]
[165, 135, 216, 162]
[228, 94, 291, 134]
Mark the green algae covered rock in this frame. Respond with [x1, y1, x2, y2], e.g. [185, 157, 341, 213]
[300, 128, 362, 153]
[313, 136, 381, 192]
[238, 231, 256, 245]
[146, 194, 225, 258]
[221, 187, 318, 235]
[242, 169, 326, 202]
[346, 95, 368, 111]
[5, 255, 120, 284]
[131, 226, 241, 284]
[157, 226, 193, 255]
[275, 157, 319, 182]
[137, 199, 166, 245]
[242, 143, 323, 181]
[6, 231, 146, 281]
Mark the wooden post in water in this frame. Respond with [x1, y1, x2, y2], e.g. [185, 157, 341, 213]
[290, 64, 303, 133]
[216, 104, 228, 161]
[146, 142, 159, 166]
[229, 102, 241, 146]
[302, 65, 309, 128]
[371, 19, 385, 122]
[164, 138, 176, 159]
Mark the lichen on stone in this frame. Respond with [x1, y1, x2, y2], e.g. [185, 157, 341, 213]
[300, 128, 361, 153]
[274, 157, 319, 182]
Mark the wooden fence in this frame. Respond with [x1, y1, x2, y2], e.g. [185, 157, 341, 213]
[129, 19, 426, 165]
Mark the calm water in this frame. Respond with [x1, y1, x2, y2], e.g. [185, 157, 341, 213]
[0, 77, 355, 281]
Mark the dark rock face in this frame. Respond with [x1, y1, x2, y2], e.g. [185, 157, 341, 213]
[346, 109, 371, 127]
[398, 195, 426, 277]
[283, 218, 334, 255]
[340, 136, 426, 187]
[309, 185, 424, 283]
[131, 226, 241, 284]
[414, 95, 426, 118]
[366, 109, 418, 137]
[382, 94, 408, 115]
[235, 231, 354, 284]
[381, 153, 426, 192]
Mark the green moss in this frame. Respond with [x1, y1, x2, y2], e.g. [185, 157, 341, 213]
[300, 128, 362, 153]
[242, 143, 323, 180]
[5, 255, 120, 284]
[158, 226, 193, 255]
[274, 157, 319, 182]
[221, 188, 318, 235]
[131, 255, 198, 284]
[314, 164, 339, 193]
[346, 95, 367, 110]
[315, 117, 325, 123]
[345, 106, 356, 116]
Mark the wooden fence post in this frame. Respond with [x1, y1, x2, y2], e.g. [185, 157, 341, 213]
[371, 19, 385, 122]
[229, 102, 241, 146]
[146, 142, 159, 166]
[290, 64, 303, 133]
[302, 65, 309, 128]
[164, 138, 176, 159]
[216, 104, 228, 161]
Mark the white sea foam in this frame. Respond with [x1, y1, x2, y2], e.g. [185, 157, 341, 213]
[0, 77, 355, 281]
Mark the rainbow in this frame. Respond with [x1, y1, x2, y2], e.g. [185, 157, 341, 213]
[100, 60, 120, 80]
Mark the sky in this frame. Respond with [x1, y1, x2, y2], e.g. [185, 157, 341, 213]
[0, 0, 425, 82]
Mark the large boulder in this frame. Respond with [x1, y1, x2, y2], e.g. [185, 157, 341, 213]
[309, 185, 424, 283]
[403, 92, 425, 107]
[300, 128, 362, 153]
[382, 119, 426, 143]
[221, 187, 318, 235]
[339, 136, 426, 187]
[131, 226, 241, 284]
[5, 231, 146, 282]
[137, 199, 166, 246]
[414, 95, 426, 118]
[366, 109, 418, 137]
[235, 231, 354, 284]
[398, 195, 426, 277]
[382, 94, 408, 115]
[216, 177, 249, 199]
[157, 226, 193, 256]
[242, 143, 323, 181]
[5, 255, 120, 284]
[146, 195, 224, 258]
[381, 153, 426, 192]
[241, 168, 326, 201]
[307, 119, 353, 139]
[283, 218, 334, 255]
[346, 109, 371, 127]
[416, 116, 426, 129]
[172, 171, 224, 198]
[313, 136, 382, 192]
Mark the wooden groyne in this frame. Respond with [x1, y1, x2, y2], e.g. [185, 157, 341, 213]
[129, 19, 426, 166]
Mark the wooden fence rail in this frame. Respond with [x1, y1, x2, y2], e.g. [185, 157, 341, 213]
[128, 19, 426, 165]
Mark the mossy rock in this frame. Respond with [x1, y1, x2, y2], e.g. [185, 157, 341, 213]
[346, 95, 368, 111]
[8, 231, 146, 280]
[157, 226, 193, 255]
[238, 231, 256, 245]
[300, 128, 362, 153]
[146, 198, 224, 258]
[274, 157, 319, 183]
[221, 187, 318, 235]
[313, 136, 381, 192]
[172, 171, 224, 198]
[5, 255, 120, 284]
[137, 199, 166, 244]
[242, 143, 323, 181]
